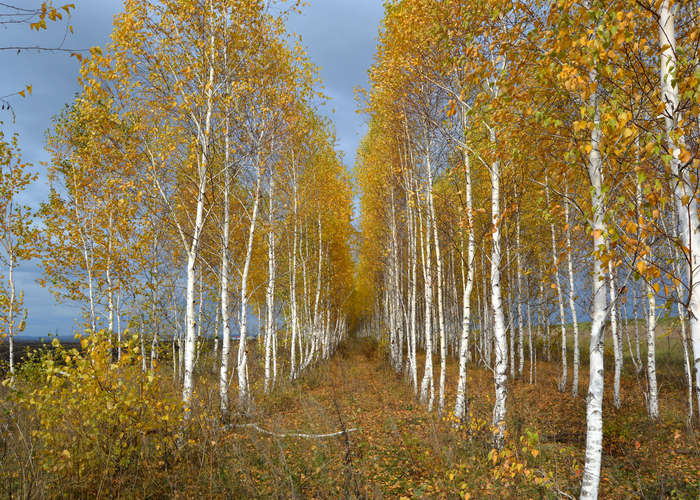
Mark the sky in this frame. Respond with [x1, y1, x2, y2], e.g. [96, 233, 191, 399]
[1, 0, 386, 339]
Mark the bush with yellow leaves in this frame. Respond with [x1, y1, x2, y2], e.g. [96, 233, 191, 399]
[10, 331, 182, 497]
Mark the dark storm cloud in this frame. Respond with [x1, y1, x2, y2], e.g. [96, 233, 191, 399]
[1, 0, 384, 338]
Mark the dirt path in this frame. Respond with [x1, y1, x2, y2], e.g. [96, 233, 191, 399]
[224, 340, 447, 498]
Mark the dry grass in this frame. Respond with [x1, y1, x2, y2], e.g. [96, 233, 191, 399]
[0, 335, 697, 498]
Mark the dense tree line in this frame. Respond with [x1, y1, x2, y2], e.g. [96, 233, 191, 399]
[355, 0, 700, 498]
[32, 0, 355, 418]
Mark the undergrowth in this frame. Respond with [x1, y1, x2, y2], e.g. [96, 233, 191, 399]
[0, 334, 697, 498]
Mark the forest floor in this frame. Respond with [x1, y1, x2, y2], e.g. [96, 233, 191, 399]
[210, 337, 699, 499]
[1, 335, 698, 498]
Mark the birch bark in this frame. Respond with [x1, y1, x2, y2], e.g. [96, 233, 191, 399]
[237, 163, 262, 409]
[427, 152, 447, 414]
[455, 148, 475, 422]
[264, 173, 276, 393]
[545, 178, 567, 392]
[657, 0, 700, 420]
[564, 195, 580, 397]
[489, 127, 508, 450]
[418, 186, 434, 410]
[580, 71, 607, 500]
[608, 262, 622, 409]
[645, 281, 659, 419]
[219, 117, 232, 420]
[182, 4, 215, 412]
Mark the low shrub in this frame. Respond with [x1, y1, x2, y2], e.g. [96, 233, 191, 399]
[6, 331, 182, 497]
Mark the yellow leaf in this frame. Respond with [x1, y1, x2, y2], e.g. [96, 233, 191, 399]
[679, 149, 692, 163]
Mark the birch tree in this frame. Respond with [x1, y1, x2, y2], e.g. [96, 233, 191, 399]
[0, 132, 36, 375]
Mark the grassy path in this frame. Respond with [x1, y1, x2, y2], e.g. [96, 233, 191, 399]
[192, 338, 699, 499]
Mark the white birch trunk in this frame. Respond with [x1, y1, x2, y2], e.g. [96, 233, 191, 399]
[390, 192, 402, 372]
[264, 174, 276, 393]
[455, 148, 475, 422]
[671, 227, 695, 421]
[237, 164, 262, 408]
[183, 246, 201, 410]
[546, 178, 567, 392]
[182, 14, 215, 411]
[527, 292, 534, 384]
[678, 299, 694, 422]
[489, 128, 508, 450]
[427, 152, 447, 414]
[7, 249, 15, 375]
[219, 122, 232, 420]
[116, 291, 122, 361]
[580, 72, 606, 500]
[172, 333, 177, 379]
[289, 167, 299, 380]
[409, 199, 419, 394]
[313, 215, 323, 363]
[150, 238, 159, 370]
[196, 270, 204, 364]
[272, 317, 277, 385]
[507, 245, 515, 380]
[418, 189, 434, 410]
[140, 323, 147, 372]
[658, 0, 700, 421]
[213, 301, 219, 367]
[106, 216, 114, 336]
[86, 242, 96, 333]
[516, 206, 524, 378]
[565, 196, 580, 397]
[645, 281, 659, 419]
[607, 262, 622, 409]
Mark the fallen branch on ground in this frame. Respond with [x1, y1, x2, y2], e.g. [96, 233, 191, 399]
[234, 423, 359, 439]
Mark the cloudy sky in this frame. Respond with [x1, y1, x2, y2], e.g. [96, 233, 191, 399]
[1, 0, 385, 339]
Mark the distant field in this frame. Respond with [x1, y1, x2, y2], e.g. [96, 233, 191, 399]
[0, 339, 79, 375]
[561, 316, 689, 367]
